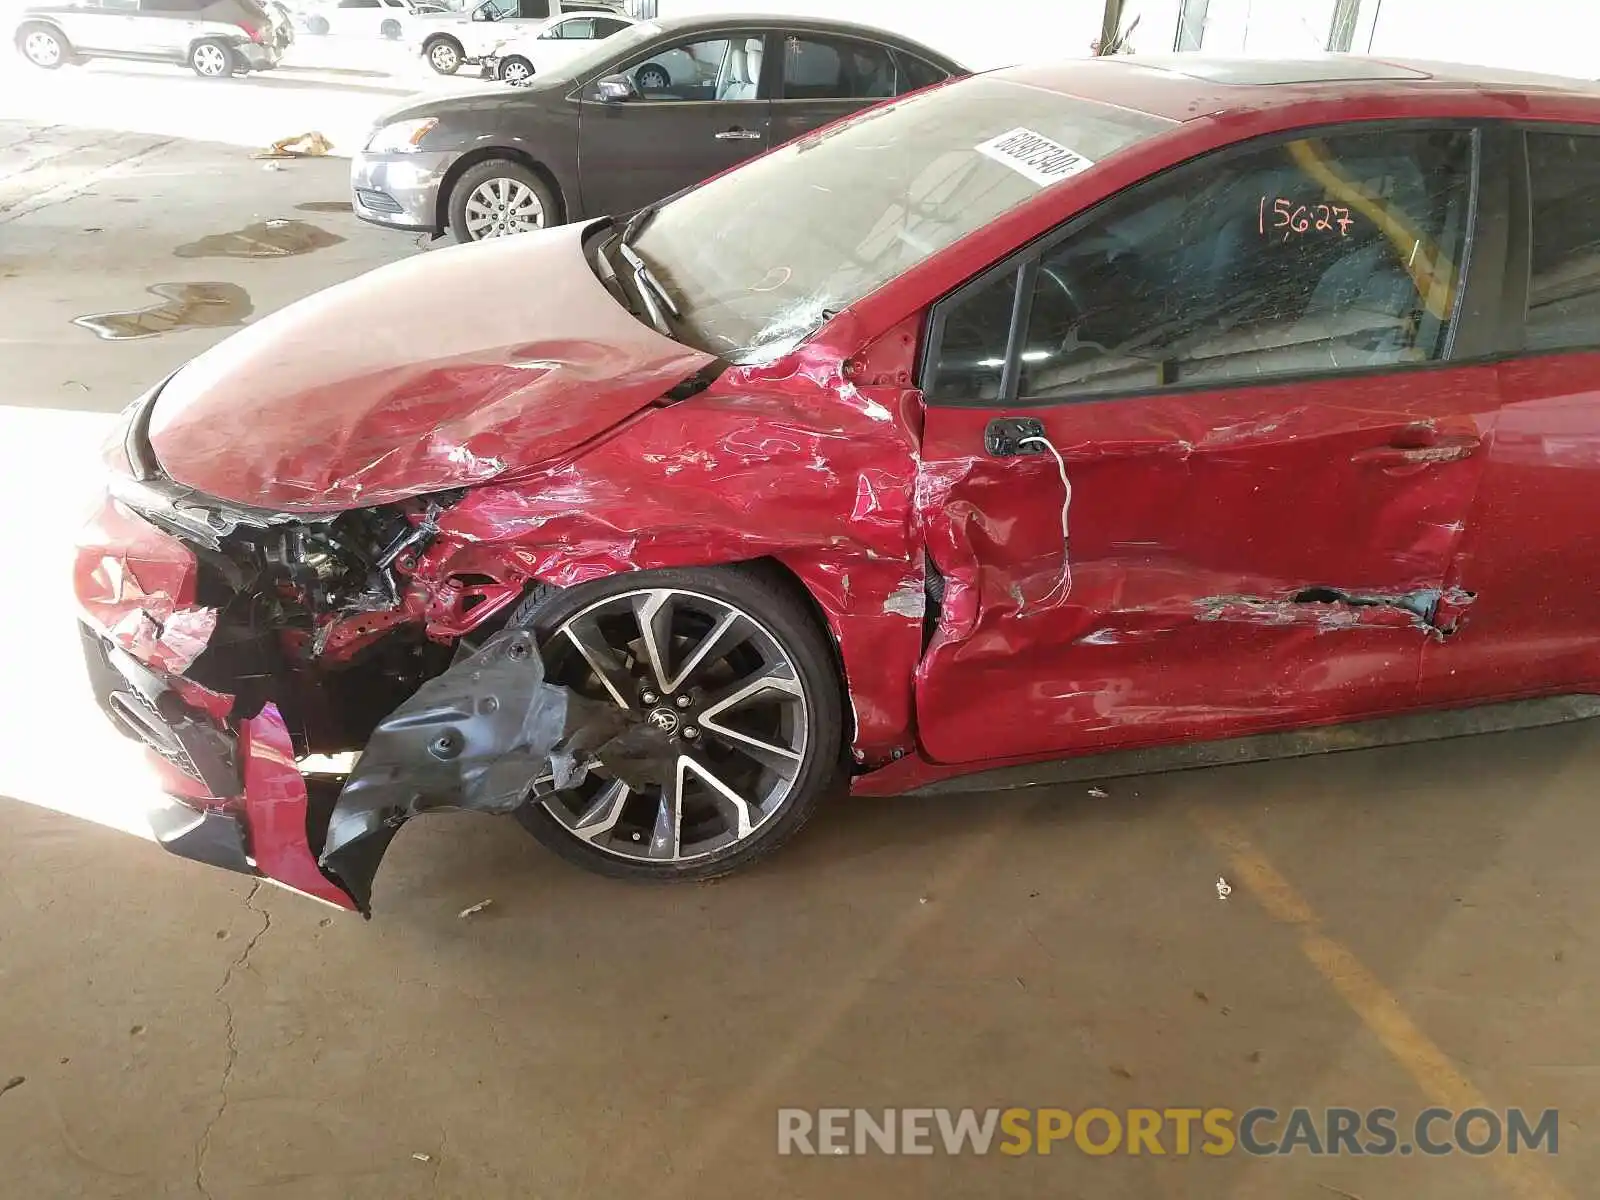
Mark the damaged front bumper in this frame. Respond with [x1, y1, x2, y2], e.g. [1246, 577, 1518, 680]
[80, 610, 605, 914]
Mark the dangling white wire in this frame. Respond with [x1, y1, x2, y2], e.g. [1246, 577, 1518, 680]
[1019, 433, 1072, 605]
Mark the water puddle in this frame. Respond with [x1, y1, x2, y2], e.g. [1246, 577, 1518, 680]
[73, 283, 253, 341]
[174, 219, 345, 259]
[295, 200, 352, 214]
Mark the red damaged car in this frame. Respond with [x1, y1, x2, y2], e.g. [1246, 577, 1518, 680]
[76, 56, 1600, 913]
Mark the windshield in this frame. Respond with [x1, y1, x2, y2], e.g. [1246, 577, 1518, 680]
[630, 75, 1173, 365]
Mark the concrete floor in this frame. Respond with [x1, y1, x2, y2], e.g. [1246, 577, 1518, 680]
[1, 110, 1597, 1200]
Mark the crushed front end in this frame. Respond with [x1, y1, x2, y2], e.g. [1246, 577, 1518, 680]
[73, 387, 580, 914]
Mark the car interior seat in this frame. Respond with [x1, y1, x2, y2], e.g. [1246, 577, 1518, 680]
[720, 37, 762, 100]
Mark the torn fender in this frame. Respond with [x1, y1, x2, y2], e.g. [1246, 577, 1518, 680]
[319, 629, 622, 912]
[74, 493, 218, 675]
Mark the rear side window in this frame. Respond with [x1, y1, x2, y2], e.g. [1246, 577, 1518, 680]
[894, 52, 947, 94]
[780, 34, 897, 100]
[929, 126, 1476, 403]
[1526, 131, 1600, 352]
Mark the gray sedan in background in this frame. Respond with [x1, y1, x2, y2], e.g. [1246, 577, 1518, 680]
[350, 12, 964, 242]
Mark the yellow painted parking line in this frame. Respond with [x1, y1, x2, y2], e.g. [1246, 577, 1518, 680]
[1192, 806, 1570, 1200]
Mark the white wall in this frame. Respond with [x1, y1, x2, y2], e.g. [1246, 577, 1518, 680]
[1362, 0, 1600, 80]
[652, 0, 1600, 78]
[653, 0, 1107, 70]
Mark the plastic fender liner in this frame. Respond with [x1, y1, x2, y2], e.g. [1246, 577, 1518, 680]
[318, 628, 625, 913]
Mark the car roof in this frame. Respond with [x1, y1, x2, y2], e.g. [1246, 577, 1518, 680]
[995, 54, 1600, 122]
[645, 11, 965, 69]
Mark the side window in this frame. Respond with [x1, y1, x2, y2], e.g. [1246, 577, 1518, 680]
[928, 269, 1019, 402]
[560, 17, 594, 37]
[894, 52, 946, 95]
[340, 0, 381, 9]
[1525, 131, 1600, 352]
[781, 35, 897, 100]
[594, 16, 629, 36]
[517, 0, 549, 18]
[930, 127, 1475, 403]
[621, 37, 752, 102]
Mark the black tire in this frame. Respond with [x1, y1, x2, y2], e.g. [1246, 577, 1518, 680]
[634, 62, 668, 91]
[16, 23, 68, 69]
[446, 157, 557, 242]
[306, 14, 329, 34]
[509, 565, 844, 882]
[424, 35, 461, 74]
[380, 18, 401, 39]
[189, 38, 236, 78]
[499, 54, 532, 84]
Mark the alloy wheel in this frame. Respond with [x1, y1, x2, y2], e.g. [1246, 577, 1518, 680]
[193, 43, 228, 76]
[24, 31, 61, 66]
[635, 64, 668, 90]
[538, 588, 811, 864]
[501, 58, 531, 84]
[462, 176, 545, 239]
[429, 42, 459, 72]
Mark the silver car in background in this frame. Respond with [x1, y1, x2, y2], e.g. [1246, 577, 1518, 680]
[14, 0, 292, 77]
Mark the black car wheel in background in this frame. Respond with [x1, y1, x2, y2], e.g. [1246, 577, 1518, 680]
[447, 159, 557, 241]
[350, 14, 966, 243]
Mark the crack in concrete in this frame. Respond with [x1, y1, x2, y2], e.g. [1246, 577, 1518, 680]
[432, 1127, 448, 1194]
[0, 135, 175, 224]
[193, 881, 271, 1200]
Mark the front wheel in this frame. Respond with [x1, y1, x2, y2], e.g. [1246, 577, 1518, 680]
[447, 158, 555, 241]
[510, 566, 844, 881]
[190, 39, 235, 78]
[17, 24, 67, 69]
[425, 36, 461, 74]
[498, 54, 532, 84]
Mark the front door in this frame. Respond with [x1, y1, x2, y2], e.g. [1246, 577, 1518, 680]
[576, 30, 770, 217]
[914, 123, 1496, 765]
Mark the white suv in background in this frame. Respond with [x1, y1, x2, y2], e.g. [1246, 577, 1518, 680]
[409, 0, 620, 74]
[481, 10, 632, 83]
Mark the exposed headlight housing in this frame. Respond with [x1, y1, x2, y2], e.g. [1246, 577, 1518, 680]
[364, 117, 439, 154]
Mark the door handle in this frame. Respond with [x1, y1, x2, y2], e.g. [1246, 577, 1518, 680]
[714, 128, 762, 140]
[1352, 433, 1481, 467]
[985, 417, 1047, 457]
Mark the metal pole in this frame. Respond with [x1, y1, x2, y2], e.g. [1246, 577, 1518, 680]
[1099, 0, 1125, 54]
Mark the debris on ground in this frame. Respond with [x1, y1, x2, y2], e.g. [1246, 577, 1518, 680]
[1216, 876, 1233, 901]
[262, 162, 283, 172]
[254, 131, 333, 160]
[458, 899, 493, 920]
[412, 1152, 433, 1163]
[1087, 786, 1108, 798]
[0, 1076, 24, 1098]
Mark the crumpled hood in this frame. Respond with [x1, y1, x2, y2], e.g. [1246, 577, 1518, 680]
[146, 223, 714, 511]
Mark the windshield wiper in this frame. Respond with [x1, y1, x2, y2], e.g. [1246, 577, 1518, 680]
[620, 202, 658, 246]
[617, 240, 680, 336]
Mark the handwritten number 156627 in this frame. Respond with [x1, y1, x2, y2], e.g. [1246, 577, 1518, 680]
[1260, 197, 1354, 240]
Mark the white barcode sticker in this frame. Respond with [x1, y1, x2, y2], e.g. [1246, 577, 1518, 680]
[974, 127, 1095, 187]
